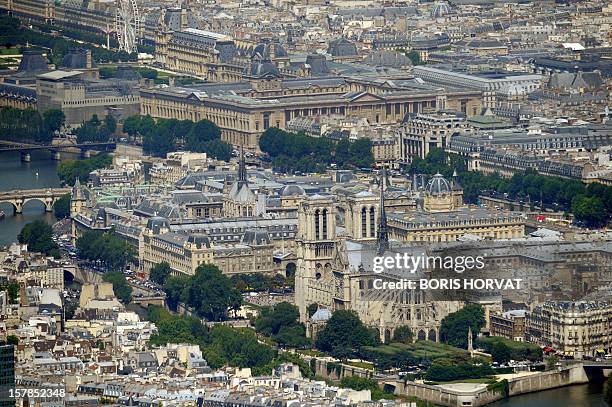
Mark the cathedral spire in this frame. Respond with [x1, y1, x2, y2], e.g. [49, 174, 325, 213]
[376, 168, 389, 255]
[237, 141, 247, 187]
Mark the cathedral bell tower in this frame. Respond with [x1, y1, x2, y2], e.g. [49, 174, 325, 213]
[295, 194, 337, 321]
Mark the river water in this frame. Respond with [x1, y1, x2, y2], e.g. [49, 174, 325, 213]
[0, 150, 61, 246]
[489, 382, 606, 407]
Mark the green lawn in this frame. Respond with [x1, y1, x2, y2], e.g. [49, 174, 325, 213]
[345, 360, 375, 370]
[0, 48, 20, 55]
[426, 377, 497, 385]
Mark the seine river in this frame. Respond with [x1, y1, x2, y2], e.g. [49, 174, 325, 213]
[0, 152, 607, 405]
[489, 382, 605, 407]
[0, 150, 61, 246]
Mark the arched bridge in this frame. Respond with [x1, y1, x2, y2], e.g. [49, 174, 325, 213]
[0, 188, 71, 214]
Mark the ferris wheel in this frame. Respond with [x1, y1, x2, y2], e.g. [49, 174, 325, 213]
[115, 0, 140, 54]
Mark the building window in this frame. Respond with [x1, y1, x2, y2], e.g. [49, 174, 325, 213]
[315, 209, 320, 240]
[360, 207, 368, 238]
[370, 207, 375, 237]
[322, 209, 328, 239]
[263, 114, 270, 130]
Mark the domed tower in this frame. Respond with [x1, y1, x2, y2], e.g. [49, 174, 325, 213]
[423, 173, 463, 212]
[280, 184, 306, 209]
[432, 1, 451, 18]
[295, 194, 338, 321]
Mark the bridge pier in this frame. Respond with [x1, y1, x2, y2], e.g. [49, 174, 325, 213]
[21, 152, 31, 162]
[81, 150, 92, 158]
[13, 200, 23, 214]
[51, 151, 61, 161]
[44, 199, 54, 212]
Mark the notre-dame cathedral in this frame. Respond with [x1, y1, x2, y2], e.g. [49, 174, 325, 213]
[295, 171, 462, 343]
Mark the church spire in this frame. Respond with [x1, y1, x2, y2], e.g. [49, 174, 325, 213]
[376, 168, 389, 255]
[237, 141, 247, 187]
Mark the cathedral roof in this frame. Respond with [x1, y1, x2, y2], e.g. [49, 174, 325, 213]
[228, 182, 256, 203]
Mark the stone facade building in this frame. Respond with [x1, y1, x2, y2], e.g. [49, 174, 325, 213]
[139, 75, 482, 149]
[526, 301, 612, 359]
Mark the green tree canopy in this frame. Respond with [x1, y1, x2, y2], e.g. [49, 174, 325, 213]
[102, 271, 132, 304]
[149, 262, 171, 286]
[254, 302, 309, 348]
[76, 230, 136, 271]
[57, 153, 112, 185]
[348, 138, 374, 168]
[164, 264, 242, 321]
[392, 325, 413, 344]
[18, 220, 59, 257]
[259, 128, 374, 173]
[75, 114, 116, 143]
[53, 193, 71, 219]
[43, 109, 65, 135]
[315, 310, 378, 359]
[102, 271, 132, 303]
[439, 304, 485, 349]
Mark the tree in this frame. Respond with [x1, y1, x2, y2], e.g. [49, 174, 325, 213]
[102, 271, 132, 303]
[150, 262, 171, 286]
[490, 342, 512, 364]
[572, 195, 607, 227]
[203, 138, 232, 161]
[254, 302, 309, 348]
[163, 275, 189, 310]
[143, 126, 176, 157]
[18, 220, 60, 257]
[76, 230, 135, 270]
[75, 115, 112, 143]
[186, 119, 221, 147]
[57, 154, 112, 185]
[6, 335, 19, 345]
[174, 264, 242, 321]
[43, 109, 65, 134]
[392, 325, 413, 344]
[122, 115, 141, 140]
[605, 374, 612, 407]
[104, 114, 117, 134]
[335, 138, 350, 167]
[183, 119, 231, 161]
[545, 355, 559, 370]
[53, 193, 71, 219]
[425, 357, 494, 382]
[315, 310, 377, 359]
[348, 138, 374, 168]
[0, 282, 20, 304]
[439, 304, 485, 349]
